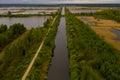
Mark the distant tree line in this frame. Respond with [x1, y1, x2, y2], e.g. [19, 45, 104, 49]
[74, 9, 120, 22]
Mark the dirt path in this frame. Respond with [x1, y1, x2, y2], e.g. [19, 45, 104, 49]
[0, 31, 29, 60]
[21, 16, 57, 80]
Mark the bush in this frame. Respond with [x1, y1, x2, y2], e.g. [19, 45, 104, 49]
[0, 24, 7, 33]
[0, 23, 26, 52]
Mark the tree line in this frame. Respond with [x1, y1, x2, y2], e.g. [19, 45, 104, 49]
[0, 23, 26, 52]
[73, 9, 120, 22]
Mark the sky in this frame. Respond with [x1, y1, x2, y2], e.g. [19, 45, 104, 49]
[0, 0, 120, 4]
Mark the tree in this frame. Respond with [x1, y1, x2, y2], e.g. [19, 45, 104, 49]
[8, 11, 12, 17]
[0, 24, 7, 33]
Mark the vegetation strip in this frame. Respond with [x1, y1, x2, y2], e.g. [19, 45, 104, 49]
[0, 11, 57, 17]
[0, 24, 26, 52]
[25, 10, 61, 80]
[66, 8, 120, 80]
[21, 16, 57, 80]
[0, 17, 52, 79]
[73, 9, 120, 22]
[0, 31, 29, 60]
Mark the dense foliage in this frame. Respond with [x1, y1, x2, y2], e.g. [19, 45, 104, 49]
[0, 17, 53, 80]
[66, 8, 120, 80]
[0, 24, 7, 33]
[26, 10, 61, 80]
[73, 9, 120, 22]
[94, 9, 120, 22]
[0, 23, 26, 52]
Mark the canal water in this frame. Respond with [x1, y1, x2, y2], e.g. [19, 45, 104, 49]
[47, 8, 70, 80]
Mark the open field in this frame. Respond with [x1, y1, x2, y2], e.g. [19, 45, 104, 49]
[77, 16, 120, 50]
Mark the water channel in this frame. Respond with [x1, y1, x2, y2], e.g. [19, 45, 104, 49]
[47, 8, 70, 80]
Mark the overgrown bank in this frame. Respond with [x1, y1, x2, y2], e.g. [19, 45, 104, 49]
[0, 24, 26, 52]
[0, 16, 55, 80]
[66, 8, 120, 80]
[26, 9, 61, 80]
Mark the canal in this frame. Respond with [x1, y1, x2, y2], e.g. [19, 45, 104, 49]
[47, 8, 70, 80]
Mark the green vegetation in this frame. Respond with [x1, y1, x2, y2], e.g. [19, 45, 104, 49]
[26, 10, 61, 80]
[0, 17, 53, 79]
[0, 24, 7, 33]
[0, 23, 26, 52]
[0, 8, 62, 80]
[0, 13, 50, 17]
[94, 9, 120, 22]
[0, 10, 59, 17]
[73, 9, 120, 22]
[66, 8, 120, 80]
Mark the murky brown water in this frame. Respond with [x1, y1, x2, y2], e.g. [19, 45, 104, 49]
[0, 16, 49, 29]
[48, 17, 69, 80]
[81, 17, 95, 26]
[112, 28, 120, 41]
[48, 7, 69, 80]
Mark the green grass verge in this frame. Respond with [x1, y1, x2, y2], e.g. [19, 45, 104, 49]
[0, 17, 53, 80]
[66, 8, 120, 80]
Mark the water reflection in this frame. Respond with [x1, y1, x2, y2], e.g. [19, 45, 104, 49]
[0, 16, 49, 29]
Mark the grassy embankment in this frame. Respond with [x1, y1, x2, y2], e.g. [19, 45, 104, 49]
[0, 24, 26, 58]
[0, 9, 60, 79]
[66, 8, 120, 80]
[25, 9, 61, 80]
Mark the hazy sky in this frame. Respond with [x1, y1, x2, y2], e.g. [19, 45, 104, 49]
[0, 0, 120, 4]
